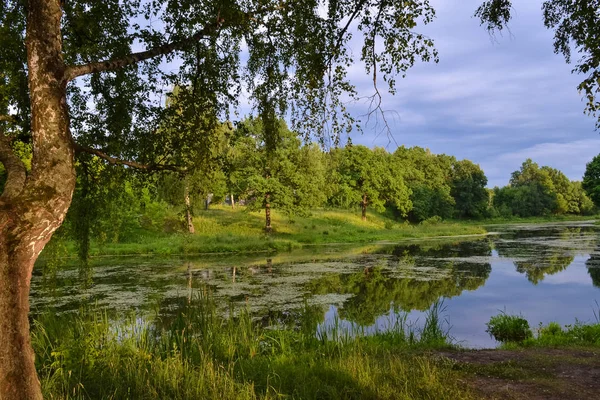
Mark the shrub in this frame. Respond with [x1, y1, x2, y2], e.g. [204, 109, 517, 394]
[486, 312, 532, 343]
[539, 322, 562, 337]
[384, 220, 395, 230]
[420, 215, 443, 226]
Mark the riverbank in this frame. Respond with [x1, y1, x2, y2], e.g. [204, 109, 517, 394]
[45, 206, 489, 258]
[41, 206, 600, 260]
[33, 300, 600, 399]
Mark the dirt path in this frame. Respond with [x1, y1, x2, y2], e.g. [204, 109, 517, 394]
[439, 348, 600, 399]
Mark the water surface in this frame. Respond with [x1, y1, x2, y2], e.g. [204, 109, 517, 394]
[32, 221, 600, 348]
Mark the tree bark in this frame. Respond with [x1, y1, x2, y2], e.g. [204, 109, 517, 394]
[0, 1, 76, 398]
[231, 193, 235, 209]
[361, 193, 367, 221]
[265, 193, 272, 233]
[184, 180, 195, 234]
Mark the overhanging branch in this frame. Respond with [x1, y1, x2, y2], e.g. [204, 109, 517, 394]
[73, 142, 184, 172]
[64, 21, 222, 82]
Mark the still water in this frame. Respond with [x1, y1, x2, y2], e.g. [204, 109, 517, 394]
[31, 221, 600, 348]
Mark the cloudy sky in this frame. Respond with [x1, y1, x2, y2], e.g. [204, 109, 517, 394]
[340, 0, 598, 188]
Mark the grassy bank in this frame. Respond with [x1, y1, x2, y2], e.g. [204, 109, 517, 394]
[33, 297, 600, 399]
[34, 296, 467, 399]
[49, 206, 488, 257]
[471, 214, 599, 226]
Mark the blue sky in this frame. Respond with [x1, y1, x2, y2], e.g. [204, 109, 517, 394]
[340, 0, 599, 188]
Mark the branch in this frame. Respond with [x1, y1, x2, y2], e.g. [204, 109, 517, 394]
[73, 142, 184, 172]
[0, 133, 27, 201]
[64, 21, 222, 82]
[327, 0, 369, 66]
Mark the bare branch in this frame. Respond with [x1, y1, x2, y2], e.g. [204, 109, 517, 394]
[73, 142, 184, 172]
[64, 21, 222, 82]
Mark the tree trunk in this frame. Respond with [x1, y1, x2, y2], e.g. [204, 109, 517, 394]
[184, 181, 195, 234]
[0, 242, 43, 400]
[361, 193, 367, 221]
[0, 1, 76, 398]
[265, 193, 272, 233]
[231, 193, 235, 209]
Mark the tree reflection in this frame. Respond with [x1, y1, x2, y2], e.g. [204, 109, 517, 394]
[514, 254, 574, 284]
[586, 248, 600, 288]
[495, 241, 574, 284]
[307, 255, 491, 326]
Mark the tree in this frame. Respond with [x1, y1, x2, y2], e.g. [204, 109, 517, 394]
[0, 0, 441, 396]
[239, 117, 327, 231]
[494, 159, 593, 217]
[331, 145, 411, 221]
[450, 160, 488, 218]
[391, 146, 454, 222]
[583, 154, 600, 207]
[501, 159, 557, 217]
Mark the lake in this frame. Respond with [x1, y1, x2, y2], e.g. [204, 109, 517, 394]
[31, 221, 600, 348]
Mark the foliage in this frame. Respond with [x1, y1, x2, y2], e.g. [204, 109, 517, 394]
[486, 312, 533, 343]
[492, 159, 594, 218]
[583, 154, 600, 207]
[450, 160, 488, 218]
[329, 145, 411, 219]
[236, 117, 328, 222]
[392, 146, 455, 222]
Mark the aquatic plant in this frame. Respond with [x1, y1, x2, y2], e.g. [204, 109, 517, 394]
[486, 312, 532, 343]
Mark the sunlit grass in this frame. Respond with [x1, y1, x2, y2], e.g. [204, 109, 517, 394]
[33, 293, 471, 399]
[50, 206, 487, 258]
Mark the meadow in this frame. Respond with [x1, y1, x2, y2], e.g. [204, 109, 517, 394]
[47, 205, 489, 258]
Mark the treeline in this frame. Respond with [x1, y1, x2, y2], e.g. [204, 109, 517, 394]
[491, 159, 594, 218]
[2, 117, 597, 246]
[155, 117, 491, 229]
[149, 117, 597, 230]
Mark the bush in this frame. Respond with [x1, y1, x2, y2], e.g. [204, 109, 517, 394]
[384, 220, 395, 230]
[420, 215, 443, 226]
[486, 312, 532, 343]
[539, 322, 562, 337]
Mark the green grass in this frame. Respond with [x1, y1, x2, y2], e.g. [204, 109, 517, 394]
[473, 214, 600, 226]
[513, 321, 600, 348]
[486, 312, 533, 343]
[33, 293, 470, 399]
[33, 298, 600, 399]
[44, 206, 488, 258]
[485, 310, 600, 349]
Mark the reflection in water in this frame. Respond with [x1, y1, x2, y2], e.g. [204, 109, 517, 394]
[494, 225, 596, 284]
[31, 221, 600, 347]
[306, 254, 491, 326]
[586, 246, 600, 287]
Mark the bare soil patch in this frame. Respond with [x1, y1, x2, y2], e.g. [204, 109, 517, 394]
[439, 348, 600, 399]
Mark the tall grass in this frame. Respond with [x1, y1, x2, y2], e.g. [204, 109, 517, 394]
[32, 293, 470, 399]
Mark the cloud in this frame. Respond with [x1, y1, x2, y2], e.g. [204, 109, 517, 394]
[340, 0, 598, 187]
